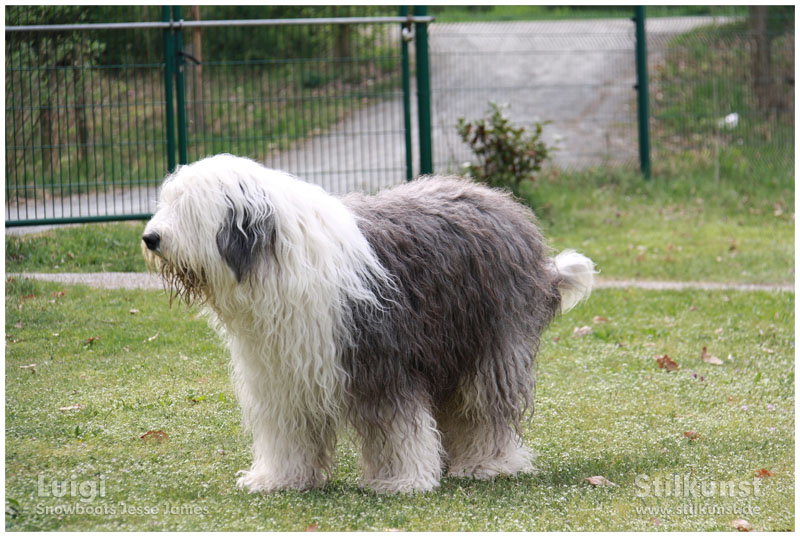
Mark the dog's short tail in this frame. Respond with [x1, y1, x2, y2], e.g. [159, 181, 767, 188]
[552, 249, 596, 314]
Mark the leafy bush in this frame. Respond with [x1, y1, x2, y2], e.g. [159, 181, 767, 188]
[456, 102, 553, 196]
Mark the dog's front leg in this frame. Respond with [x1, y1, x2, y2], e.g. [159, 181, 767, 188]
[232, 358, 337, 493]
[236, 415, 334, 493]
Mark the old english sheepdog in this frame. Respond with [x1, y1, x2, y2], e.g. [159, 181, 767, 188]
[142, 154, 594, 494]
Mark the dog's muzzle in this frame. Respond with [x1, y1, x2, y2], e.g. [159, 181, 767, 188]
[142, 232, 161, 252]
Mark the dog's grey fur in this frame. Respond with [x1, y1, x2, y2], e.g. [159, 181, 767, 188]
[341, 177, 561, 472]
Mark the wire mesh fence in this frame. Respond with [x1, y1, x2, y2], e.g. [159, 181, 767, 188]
[427, 6, 794, 178]
[646, 6, 794, 176]
[5, 6, 169, 224]
[4, 6, 794, 227]
[4, 6, 412, 226]
[178, 6, 410, 193]
[427, 19, 641, 173]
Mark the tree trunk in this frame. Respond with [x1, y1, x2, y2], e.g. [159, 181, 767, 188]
[72, 43, 88, 163]
[190, 5, 204, 130]
[749, 6, 773, 110]
[40, 60, 56, 171]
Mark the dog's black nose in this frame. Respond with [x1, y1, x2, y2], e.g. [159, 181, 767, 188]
[142, 232, 161, 251]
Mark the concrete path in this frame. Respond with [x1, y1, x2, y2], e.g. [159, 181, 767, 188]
[269, 17, 731, 185]
[9, 272, 793, 294]
[426, 17, 730, 171]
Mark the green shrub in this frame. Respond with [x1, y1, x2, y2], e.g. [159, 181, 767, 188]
[456, 102, 553, 196]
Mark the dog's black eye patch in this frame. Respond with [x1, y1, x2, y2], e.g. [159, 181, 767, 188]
[216, 205, 275, 283]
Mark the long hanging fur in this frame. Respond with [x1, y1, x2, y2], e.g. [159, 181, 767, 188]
[142, 154, 593, 494]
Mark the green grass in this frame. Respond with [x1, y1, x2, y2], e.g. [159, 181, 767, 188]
[5, 278, 794, 530]
[5, 222, 148, 274]
[527, 164, 794, 285]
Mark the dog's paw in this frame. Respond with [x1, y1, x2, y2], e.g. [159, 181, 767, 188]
[448, 448, 534, 480]
[362, 475, 440, 494]
[236, 468, 324, 493]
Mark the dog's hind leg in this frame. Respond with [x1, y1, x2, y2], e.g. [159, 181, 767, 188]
[439, 412, 533, 479]
[438, 344, 535, 479]
[358, 400, 443, 493]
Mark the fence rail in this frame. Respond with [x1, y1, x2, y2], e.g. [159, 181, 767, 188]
[5, 16, 436, 33]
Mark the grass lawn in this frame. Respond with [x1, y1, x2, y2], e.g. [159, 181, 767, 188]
[5, 277, 794, 531]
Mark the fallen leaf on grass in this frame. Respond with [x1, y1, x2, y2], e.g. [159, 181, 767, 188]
[86, 336, 101, 347]
[141, 430, 169, 443]
[13, 322, 22, 329]
[701, 346, 723, 365]
[52, 290, 66, 298]
[20, 294, 36, 301]
[573, 326, 592, 337]
[731, 519, 752, 531]
[592, 316, 609, 324]
[754, 468, 772, 478]
[305, 523, 319, 532]
[683, 431, 700, 442]
[6, 497, 21, 518]
[656, 354, 680, 372]
[19, 364, 36, 373]
[585, 475, 616, 487]
[147, 331, 160, 343]
[59, 404, 81, 412]
[129, 309, 140, 315]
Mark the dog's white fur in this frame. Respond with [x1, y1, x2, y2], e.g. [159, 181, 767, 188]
[146, 155, 395, 491]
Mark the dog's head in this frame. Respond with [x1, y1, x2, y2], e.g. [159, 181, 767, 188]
[142, 154, 277, 304]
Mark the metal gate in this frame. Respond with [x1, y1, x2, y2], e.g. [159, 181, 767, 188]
[5, 6, 434, 227]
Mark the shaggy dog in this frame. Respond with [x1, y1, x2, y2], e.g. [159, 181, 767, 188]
[142, 154, 594, 494]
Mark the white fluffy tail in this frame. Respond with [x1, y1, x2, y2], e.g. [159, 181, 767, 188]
[553, 249, 596, 313]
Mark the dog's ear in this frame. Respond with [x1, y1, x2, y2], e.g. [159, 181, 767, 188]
[216, 204, 275, 283]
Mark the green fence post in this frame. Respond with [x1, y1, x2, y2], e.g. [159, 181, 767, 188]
[413, 6, 433, 175]
[400, 6, 413, 181]
[162, 6, 177, 172]
[634, 6, 651, 179]
[173, 6, 188, 165]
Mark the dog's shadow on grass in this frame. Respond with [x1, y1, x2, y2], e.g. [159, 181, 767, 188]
[241, 450, 681, 508]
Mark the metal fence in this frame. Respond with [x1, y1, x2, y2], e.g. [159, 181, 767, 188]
[428, 19, 641, 172]
[427, 6, 794, 177]
[5, 6, 795, 227]
[646, 6, 794, 176]
[5, 6, 430, 226]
